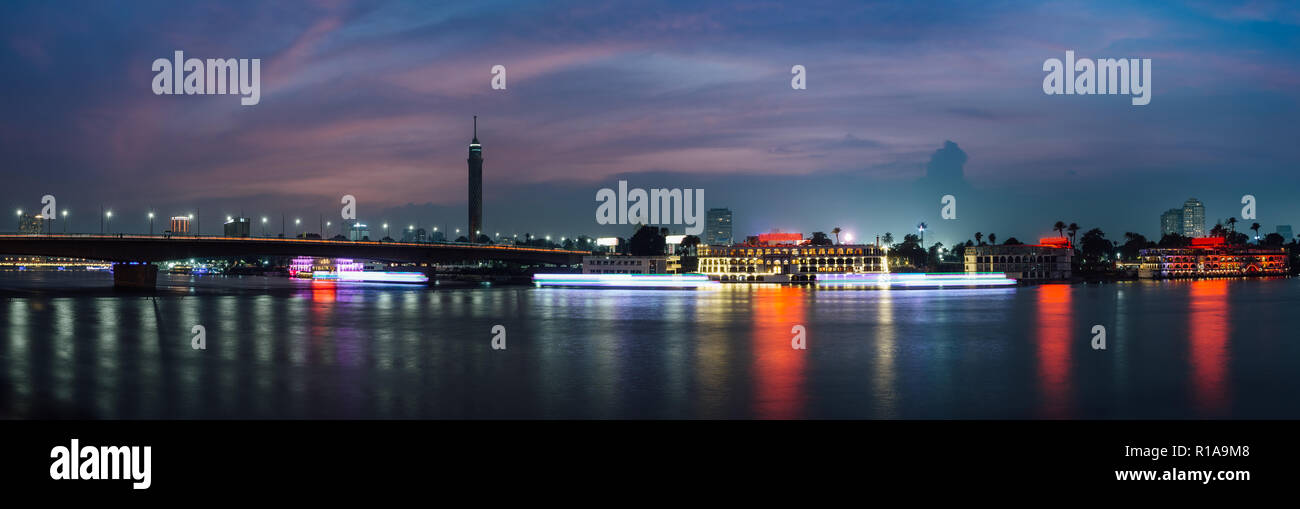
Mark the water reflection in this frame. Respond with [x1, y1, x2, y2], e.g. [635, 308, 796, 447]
[873, 291, 897, 418]
[1188, 279, 1230, 416]
[1035, 284, 1073, 418]
[750, 286, 807, 419]
[0, 272, 1296, 419]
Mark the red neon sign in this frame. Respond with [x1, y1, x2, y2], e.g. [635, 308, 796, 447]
[756, 233, 804, 244]
[1038, 237, 1071, 248]
[1190, 237, 1226, 248]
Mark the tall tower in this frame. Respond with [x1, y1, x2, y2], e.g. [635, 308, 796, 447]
[467, 116, 483, 243]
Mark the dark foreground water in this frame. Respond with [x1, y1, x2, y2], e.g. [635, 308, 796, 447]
[1, 271, 1298, 419]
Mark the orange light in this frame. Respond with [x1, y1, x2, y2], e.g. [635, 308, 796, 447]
[1038, 237, 1071, 248]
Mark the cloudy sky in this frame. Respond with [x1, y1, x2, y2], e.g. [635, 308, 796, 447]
[3, 0, 1298, 245]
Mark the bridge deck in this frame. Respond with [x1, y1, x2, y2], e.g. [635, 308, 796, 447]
[0, 234, 588, 265]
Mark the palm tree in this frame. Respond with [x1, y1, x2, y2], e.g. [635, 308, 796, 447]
[988, 233, 997, 246]
[1067, 223, 1080, 247]
[1227, 217, 1238, 242]
[882, 232, 894, 246]
[1251, 222, 1261, 243]
[974, 232, 983, 246]
[1053, 221, 1066, 238]
[831, 227, 842, 244]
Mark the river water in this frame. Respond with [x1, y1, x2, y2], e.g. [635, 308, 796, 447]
[1, 272, 1297, 419]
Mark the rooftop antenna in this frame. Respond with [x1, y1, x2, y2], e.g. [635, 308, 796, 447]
[473, 115, 477, 138]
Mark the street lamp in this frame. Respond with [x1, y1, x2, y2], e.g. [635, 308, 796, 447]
[295, 218, 301, 237]
[62, 210, 68, 234]
[383, 223, 389, 240]
[148, 212, 154, 235]
[261, 217, 267, 236]
[106, 210, 112, 234]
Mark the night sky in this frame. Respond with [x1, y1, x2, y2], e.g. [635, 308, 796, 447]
[3, 0, 1298, 246]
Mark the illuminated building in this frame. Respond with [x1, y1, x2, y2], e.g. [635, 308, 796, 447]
[348, 223, 370, 241]
[169, 216, 191, 234]
[964, 237, 1073, 280]
[1160, 208, 1183, 237]
[18, 213, 44, 234]
[1182, 198, 1205, 238]
[1138, 237, 1288, 278]
[704, 208, 732, 245]
[582, 255, 675, 274]
[223, 217, 251, 237]
[696, 232, 887, 282]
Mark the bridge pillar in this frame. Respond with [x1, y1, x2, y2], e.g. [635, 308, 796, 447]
[112, 263, 158, 289]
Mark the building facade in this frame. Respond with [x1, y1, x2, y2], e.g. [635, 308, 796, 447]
[696, 233, 887, 282]
[1182, 198, 1205, 238]
[1160, 208, 1183, 237]
[704, 208, 732, 246]
[223, 217, 251, 237]
[18, 213, 44, 234]
[169, 216, 191, 234]
[1138, 237, 1289, 278]
[963, 238, 1073, 280]
[582, 255, 675, 274]
[348, 222, 370, 241]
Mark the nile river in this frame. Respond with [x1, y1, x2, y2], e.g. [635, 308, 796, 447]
[2, 272, 1298, 419]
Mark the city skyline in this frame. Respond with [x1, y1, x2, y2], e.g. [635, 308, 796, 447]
[3, 1, 1300, 246]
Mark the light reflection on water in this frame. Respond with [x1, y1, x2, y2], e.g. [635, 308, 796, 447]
[1, 272, 1298, 419]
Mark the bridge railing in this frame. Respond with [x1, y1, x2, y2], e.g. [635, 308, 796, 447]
[0, 233, 593, 254]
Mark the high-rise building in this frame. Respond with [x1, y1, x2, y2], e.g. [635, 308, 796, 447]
[705, 208, 732, 245]
[467, 116, 483, 244]
[1182, 198, 1205, 238]
[1160, 208, 1183, 237]
[18, 213, 44, 234]
[402, 228, 427, 243]
[348, 222, 370, 241]
[223, 217, 251, 237]
[1277, 225, 1294, 243]
[169, 216, 191, 234]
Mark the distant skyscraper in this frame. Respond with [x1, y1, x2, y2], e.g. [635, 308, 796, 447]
[705, 208, 733, 245]
[1182, 198, 1205, 238]
[223, 217, 250, 237]
[1160, 208, 1183, 237]
[467, 116, 483, 244]
[169, 216, 191, 234]
[1277, 225, 1293, 243]
[18, 213, 43, 234]
[348, 222, 370, 241]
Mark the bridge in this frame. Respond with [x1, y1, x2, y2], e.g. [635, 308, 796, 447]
[0, 234, 588, 288]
